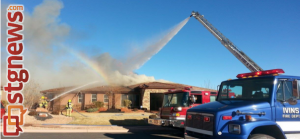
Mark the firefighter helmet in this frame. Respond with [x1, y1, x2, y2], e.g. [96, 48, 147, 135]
[41, 96, 45, 99]
[68, 99, 71, 102]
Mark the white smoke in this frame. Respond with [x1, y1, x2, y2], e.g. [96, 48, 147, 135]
[1, 0, 189, 90]
[123, 17, 190, 73]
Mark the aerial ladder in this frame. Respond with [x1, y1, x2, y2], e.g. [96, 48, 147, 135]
[191, 11, 263, 72]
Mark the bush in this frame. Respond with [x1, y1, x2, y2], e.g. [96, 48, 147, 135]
[123, 99, 132, 108]
[93, 101, 104, 108]
[86, 108, 98, 112]
[1, 100, 9, 108]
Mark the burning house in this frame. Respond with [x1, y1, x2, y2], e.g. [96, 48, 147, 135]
[40, 82, 216, 111]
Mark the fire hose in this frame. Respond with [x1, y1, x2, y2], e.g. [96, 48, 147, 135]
[59, 91, 89, 117]
[60, 107, 88, 117]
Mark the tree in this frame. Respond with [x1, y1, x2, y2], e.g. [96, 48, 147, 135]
[23, 80, 41, 109]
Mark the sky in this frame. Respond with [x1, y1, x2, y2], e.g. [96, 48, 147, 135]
[1, 0, 300, 90]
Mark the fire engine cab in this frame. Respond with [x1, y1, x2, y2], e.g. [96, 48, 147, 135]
[148, 87, 217, 128]
[185, 69, 300, 139]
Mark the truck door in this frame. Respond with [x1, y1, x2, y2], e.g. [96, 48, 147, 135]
[275, 79, 300, 132]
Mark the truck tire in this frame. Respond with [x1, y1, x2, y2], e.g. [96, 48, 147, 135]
[248, 134, 275, 139]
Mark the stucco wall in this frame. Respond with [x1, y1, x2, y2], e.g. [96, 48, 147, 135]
[142, 89, 168, 110]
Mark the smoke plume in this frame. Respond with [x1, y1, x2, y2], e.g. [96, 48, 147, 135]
[1, 0, 190, 90]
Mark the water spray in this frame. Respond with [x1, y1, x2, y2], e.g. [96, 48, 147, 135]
[49, 81, 99, 102]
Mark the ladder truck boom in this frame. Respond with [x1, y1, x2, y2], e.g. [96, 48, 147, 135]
[191, 11, 263, 72]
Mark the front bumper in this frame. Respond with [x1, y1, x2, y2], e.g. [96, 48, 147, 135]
[148, 118, 185, 128]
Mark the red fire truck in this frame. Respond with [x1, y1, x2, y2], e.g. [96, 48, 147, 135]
[148, 87, 218, 128]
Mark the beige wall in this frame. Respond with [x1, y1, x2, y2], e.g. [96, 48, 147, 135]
[115, 94, 121, 109]
[50, 92, 132, 110]
[97, 94, 104, 102]
[142, 89, 168, 110]
[84, 93, 92, 105]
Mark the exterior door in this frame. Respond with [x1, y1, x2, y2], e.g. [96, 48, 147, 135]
[275, 79, 300, 132]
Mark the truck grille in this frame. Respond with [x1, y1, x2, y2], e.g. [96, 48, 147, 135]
[186, 112, 214, 132]
[161, 110, 170, 116]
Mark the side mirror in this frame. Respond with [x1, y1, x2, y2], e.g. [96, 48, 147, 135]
[190, 95, 196, 103]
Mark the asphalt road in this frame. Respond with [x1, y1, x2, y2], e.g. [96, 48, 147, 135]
[2, 130, 184, 139]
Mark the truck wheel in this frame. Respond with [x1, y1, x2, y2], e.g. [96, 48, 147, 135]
[248, 134, 275, 139]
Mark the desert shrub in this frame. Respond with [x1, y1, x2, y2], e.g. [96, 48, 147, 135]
[86, 108, 98, 112]
[93, 101, 104, 108]
[122, 99, 132, 108]
[85, 104, 97, 109]
[1, 100, 8, 108]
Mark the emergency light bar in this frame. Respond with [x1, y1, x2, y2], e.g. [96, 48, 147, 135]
[184, 86, 193, 90]
[236, 69, 285, 79]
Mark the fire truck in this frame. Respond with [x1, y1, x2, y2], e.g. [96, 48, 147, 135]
[185, 70, 300, 139]
[148, 87, 218, 128]
[185, 11, 300, 139]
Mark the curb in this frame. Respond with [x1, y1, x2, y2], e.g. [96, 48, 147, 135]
[22, 129, 129, 133]
[1, 125, 181, 133]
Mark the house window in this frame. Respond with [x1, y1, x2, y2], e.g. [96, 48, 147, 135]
[92, 94, 97, 102]
[104, 94, 109, 103]
[78, 94, 82, 103]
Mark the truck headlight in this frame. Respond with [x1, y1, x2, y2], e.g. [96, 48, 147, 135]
[174, 107, 182, 111]
[228, 124, 240, 134]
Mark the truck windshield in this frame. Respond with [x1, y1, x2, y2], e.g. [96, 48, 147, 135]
[217, 78, 274, 101]
[163, 92, 189, 107]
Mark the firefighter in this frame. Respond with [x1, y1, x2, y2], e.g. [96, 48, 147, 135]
[39, 96, 48, 109]
[66, 99, 73, 117]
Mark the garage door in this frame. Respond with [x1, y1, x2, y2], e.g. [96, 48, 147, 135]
[150, 93, 164, 111]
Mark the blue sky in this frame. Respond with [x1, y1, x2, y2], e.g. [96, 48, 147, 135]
[2, 0, 300, 89]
